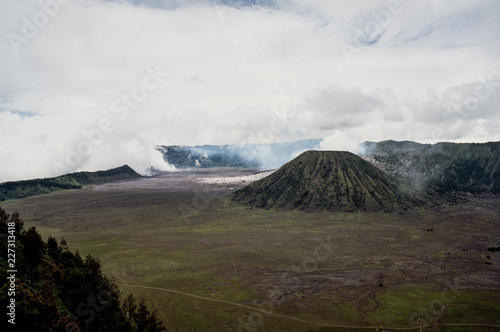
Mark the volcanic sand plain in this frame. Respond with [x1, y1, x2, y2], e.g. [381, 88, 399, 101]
[2, 168, 500, 331]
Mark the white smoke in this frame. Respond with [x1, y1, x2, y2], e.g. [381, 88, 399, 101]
[319, 131, 364, 154]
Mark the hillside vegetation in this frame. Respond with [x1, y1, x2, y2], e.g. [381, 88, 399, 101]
[0, 165, 141, 201]
[0, 207, 165, 331]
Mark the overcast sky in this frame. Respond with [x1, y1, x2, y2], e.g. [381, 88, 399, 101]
[1, 0, 499, 182]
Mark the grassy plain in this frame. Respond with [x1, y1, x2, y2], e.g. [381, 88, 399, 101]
[1, 170, 500, 331]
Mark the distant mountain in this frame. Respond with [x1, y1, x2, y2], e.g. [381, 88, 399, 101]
[232, 151, 421, 213]
[0, 165, 140, 201]
[360, 141, 500, 195]
[362, 140, 430, 156]
[158, 145, 259, 168]
[157, 138, 322, 169]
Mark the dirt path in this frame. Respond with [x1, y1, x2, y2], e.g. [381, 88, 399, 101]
[430, 304, 446, 332]
[119, 283, 474, 331]
[354, 286, 381, 321]
[118, 283, 500, 330]
[431, 303, 500, 332]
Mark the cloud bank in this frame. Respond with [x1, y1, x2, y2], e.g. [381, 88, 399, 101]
[0, 0, 499, 182]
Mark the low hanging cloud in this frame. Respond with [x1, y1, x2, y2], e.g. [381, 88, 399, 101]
[0, 0, 499, 182]
[319, 132, 365, 154]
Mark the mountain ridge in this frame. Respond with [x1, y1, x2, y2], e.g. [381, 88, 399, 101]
[360, 140, 500, 195]
[0, 164, 140, 201]
[157, 138, 322, 169]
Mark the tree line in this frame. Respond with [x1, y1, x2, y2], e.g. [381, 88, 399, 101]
[0, 207, 166, 331]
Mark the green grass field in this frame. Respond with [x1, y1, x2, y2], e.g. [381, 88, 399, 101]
[2, 173, 500, 331]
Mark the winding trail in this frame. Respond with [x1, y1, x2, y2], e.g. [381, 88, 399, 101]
[117, 283, 500, 331]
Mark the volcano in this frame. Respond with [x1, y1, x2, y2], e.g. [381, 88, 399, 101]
[232, 151, 420, 213]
